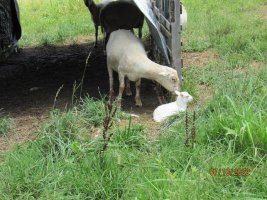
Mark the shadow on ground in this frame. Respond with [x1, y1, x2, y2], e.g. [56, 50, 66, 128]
[0, 41, 158, 117]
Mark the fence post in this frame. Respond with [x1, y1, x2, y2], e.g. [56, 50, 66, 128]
[171, 0, 182, 84]
[151, 0, 183, 84]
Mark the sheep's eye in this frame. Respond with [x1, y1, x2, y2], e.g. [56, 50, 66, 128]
[171, 77, 177, 82]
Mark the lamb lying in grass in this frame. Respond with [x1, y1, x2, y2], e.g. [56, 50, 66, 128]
[153, 91, 193, 122]
[106, 29, 180, 107]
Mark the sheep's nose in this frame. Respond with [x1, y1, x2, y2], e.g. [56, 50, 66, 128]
[175, 86, 181, 91]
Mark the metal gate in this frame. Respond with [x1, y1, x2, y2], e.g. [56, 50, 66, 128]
[150, 0, 183, 82]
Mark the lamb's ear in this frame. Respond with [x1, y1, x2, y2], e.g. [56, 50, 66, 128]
[175, 91, 180, 96]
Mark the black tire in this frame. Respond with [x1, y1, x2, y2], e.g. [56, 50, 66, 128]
[0, 0, 21, 61]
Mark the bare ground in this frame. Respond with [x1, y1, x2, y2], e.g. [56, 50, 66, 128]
[0, 40, 215, 153]
[183, 51, 219, 67]
[257, 5, 267, 20]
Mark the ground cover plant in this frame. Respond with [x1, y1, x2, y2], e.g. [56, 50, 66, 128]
[0, 117, 11, 135]
[0, 0, 266, 199]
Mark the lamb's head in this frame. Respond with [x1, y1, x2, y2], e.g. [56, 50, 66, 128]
[157, 67, 180, 92]
[175, 91, 193, 104]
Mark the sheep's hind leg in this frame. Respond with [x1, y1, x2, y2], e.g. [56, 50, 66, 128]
[125, 78, 132, 96]
[107, 65, 114, 99]
[135, 79, 142, 107]
[103, 32, 110, 55]
[154, 83, 167, 104]
[117, 73, 125, 108]
[105, 32, 110, 47]
[94, 25, 98, 48]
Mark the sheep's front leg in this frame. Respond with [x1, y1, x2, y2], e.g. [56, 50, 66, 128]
[138, 27, 143, 39]
[118, 73, 125, 108]
[94, 24, 98, 47]
[107, 65, 114, 98]
[125, 78, 132, 96]
[135, 79, 142, 107]
[105, 32, 110, 47]
[154, 83, 166, 104]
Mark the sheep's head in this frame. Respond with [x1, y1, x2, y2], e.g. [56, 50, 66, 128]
[158, 67, 180, 92]
[84, 0, 93, 7]
[175, 91, 193, 103]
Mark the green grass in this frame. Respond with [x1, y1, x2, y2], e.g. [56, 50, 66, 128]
[0, 117, 11, 135]
[0, 0, 266, 199]
[180, 64, 267, 155]
[183, 0, 266, 67]
[18, 0, 98, 47]
[18, 0, 149, 47]
[0, 100, 266, 199]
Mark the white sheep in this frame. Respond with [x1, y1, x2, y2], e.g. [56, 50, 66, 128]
[180, 3, 187, 29]
[153, 91, 193, 122]
[106, 29, 180, 107]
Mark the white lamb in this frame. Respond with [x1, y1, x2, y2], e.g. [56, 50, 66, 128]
[106, 29, 180, 107]
[153, 91, 193, 122]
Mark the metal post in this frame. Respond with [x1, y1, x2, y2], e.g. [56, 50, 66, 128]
[170, 0, 182, 84]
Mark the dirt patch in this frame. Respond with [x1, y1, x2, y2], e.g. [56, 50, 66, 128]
[249, 60, 265, 70]
[182, 50, 217, 106]
[194, 84, 214, 107]
[0, 40, 160, 152]
[231, 60, 265, 76]
[63, 35, 97, 46]
[182, 51, 219, 67]
[117, 113, 160, 140]
[0, 115, 47, 153]
[257, 5, 267, 20]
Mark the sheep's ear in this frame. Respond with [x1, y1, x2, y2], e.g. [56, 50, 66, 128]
[84, 0, 89, 6]
[175, 91, 180, 96]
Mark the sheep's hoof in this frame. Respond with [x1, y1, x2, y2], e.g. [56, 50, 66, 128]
[109, 90, 115, 97]
[93, 40, 98, 47]
[157, 95, 166, 105]
[135, 102, 142, 107]
[135, 100, 142, 107]
[125, 90, 132, 96]
[117, 100, 122, 109]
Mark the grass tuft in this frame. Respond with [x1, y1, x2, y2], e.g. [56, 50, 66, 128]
[0, 117, 11, 135]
